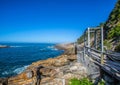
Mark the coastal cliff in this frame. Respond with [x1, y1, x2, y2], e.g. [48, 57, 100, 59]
[104, 0, 120, 52]
[0, 44, 87, 85]
[77, 0, 120, 52]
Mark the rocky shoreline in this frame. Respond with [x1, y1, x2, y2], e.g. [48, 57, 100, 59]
[0, 43, 87, 85]
[0, 45, 10, 48]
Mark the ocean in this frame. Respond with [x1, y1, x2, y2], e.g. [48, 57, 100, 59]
[0, 43, 64, 78]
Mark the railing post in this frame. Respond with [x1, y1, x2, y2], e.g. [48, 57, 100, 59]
[74, 42, 77, 54]
[83, 31, 86, 61]
[101, 27, 104, 64]
[94, 30, 97, 49]
[88, 27, 90, 52]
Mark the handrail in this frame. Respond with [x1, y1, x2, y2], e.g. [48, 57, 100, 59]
[78, 46, 120, 80]
[84, 46, 120, 60]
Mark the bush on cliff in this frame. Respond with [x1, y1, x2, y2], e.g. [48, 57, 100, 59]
[108, 25, 120, 40]
[69, 78, 105, 85]
[104, 40, 112, 50]
[69, 78, 93, 85]
[77, 34, 84, 44]
[115, 42, 120, 52]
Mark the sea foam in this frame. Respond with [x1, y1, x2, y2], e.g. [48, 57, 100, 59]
[13, 65, 29, 74]
[2, 65, 29, 76]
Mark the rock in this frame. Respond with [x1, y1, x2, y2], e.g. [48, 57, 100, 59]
[5, 43, 87, 85]
[8, 71, 34, 85]
[55, 43, 74, 50]
[40, 78, 65, 85]
[70, 66, 78, 71]
[25, 70, 34, 79]
[0, 45, 10, 48]
[40, 77, 52, 84]
[7, 57, 87, 85]
[0, 78, 8, 85]
[40, 67, 57, 77]
[68, 55, 77, 61]
[54, 57, 69, 67]
[63, 73, 73, 79]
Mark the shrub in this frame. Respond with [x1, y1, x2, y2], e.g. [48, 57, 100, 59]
[114, 42, 120, 52]
[69, 78, 93, 85]
[108, 25, 120, 40]
[69, 78, 105, 85]
[77, 35, 84, 44]
[104, 40, 111, 50]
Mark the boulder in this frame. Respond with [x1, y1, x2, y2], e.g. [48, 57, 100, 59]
[40, 67, 57, 77]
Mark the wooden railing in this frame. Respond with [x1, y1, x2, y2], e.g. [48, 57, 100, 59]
[77, 27, 120, 81]
[80, 45, 120, 81]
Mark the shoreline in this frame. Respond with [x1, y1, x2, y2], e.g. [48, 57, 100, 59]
[0, 43, 87, 85]
[0, 45, 10, 48]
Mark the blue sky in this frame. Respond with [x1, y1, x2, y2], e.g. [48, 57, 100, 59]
[0, 0, 117, 43]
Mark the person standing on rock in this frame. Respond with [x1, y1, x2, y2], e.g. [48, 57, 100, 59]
[35, 66, 43, 85]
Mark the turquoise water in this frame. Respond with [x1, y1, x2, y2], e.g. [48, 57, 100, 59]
[0, 43, 64, 77]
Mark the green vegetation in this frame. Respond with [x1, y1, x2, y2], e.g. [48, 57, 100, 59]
[105, 23, 120, 52]
[103, 0, 120, 52]
[69, 78, 93, 85]
[109, 0, 120, 22]
[98, 79, 105, 85]
[108, 25, 120, 40]
[103, 40, 112, 50]
[77, 32, 94, 44]
[115, 42, 120, 52]
[77, 0, 120, 52]
[69, 78, 105, 85]
[105, 0, 120, 52]
[77, 34, 84, 44]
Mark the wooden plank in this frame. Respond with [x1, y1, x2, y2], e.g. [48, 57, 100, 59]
[87, 52, 101, 62]
[105, 61, 120, 67]
[104, 63, 120, 73]
[101, 66, 120, 80]
[107, 55, 120, 61]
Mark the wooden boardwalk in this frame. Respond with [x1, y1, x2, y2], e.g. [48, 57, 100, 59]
[77, 27, 120, 81]
[86, 47, 120, 81]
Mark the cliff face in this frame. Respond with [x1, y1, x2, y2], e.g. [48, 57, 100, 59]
[104, 0, 120, 32]
[77, 0, 120, 52]
[104, 0, 120, 51]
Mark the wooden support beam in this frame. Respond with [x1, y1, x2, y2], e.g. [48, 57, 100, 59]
[95, 30, 97, 49]
[101, 27, 104, 64]
[88, 27, 90, 52]
[83, 31, 86, 61]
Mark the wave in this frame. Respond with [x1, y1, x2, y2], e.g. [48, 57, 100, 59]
[47, 46, 54, 49]
[39, 48, 46, 51]
[51, 48, 58, 51]
[13, 65, 29, 74]
[10, 46, 23, 48]
[2, 71, 9, 75]
[39, 46, 58, 51]
[47, 46, 58, 51]
[2, 65, 29, 76]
